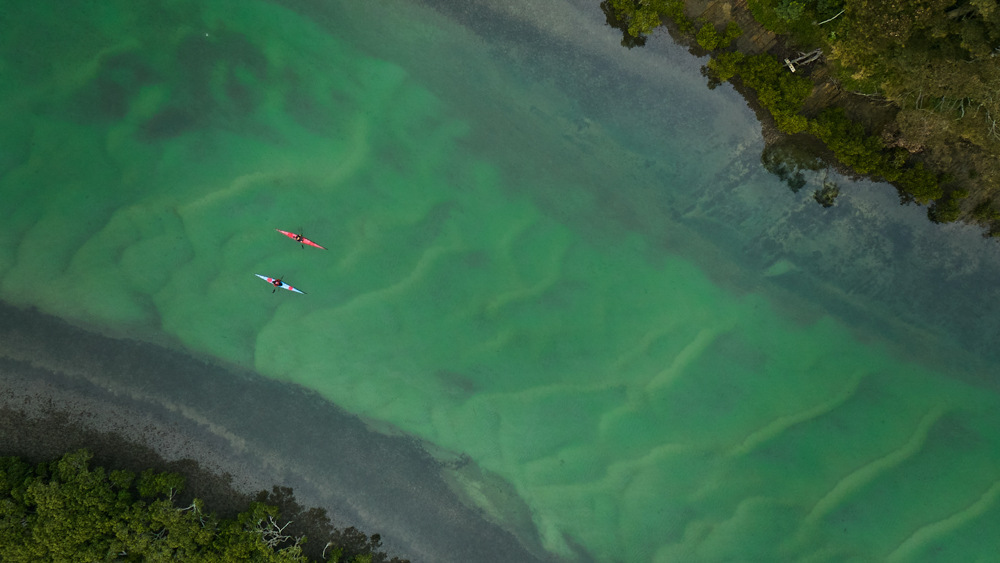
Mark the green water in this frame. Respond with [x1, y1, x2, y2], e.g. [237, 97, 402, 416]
[4, 1, 1000, 562]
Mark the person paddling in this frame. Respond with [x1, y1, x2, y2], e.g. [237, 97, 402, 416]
[254, 274, 306, 294]
[275, 228, 327, 250]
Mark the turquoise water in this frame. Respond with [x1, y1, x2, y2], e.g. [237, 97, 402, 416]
[5, 0, 1000, 561]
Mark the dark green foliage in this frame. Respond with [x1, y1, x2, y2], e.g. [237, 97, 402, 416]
[723, 20, 744, 46]
[928, 189, 968, 223]
[746, 0, 791, 33]
[808, 109, 887, 175]
[803, 0, 1000, 168]
[815, 0, 844, 21]
[600, 0, 649, 48]
[705, 52, 815, 133]
[696, 23, 718, 49]
[616, 0, 984, 221]
[661, 0, 696, 32]
[972, 199, 1000, 222]
[745, 0, 843, 34]
[600, 0, 702, 43]
[673, 0, 998, 224]
[137, 468, 185, 498]
[600, 0, 662, 39]
[253, 487, 402, 563]
[706, 52, 745, 82]
[808, 109, 943, 203]
[708, 53, 813, 134]
[721, 54, 814, 133]
[0, 450, 393, 563]
[896, 162, 943, 204]
[705, 51, 945, 206]
[696, 21, 743, 50]
[774, 0, 806, 22]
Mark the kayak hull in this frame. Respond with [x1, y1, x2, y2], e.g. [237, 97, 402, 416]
[275, 229, 327, 249]
[255, 274, 305, 294]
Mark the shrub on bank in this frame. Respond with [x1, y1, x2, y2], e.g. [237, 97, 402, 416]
[661, 0, 696, 32]
[696, 21, 743, 50]
[807, 108, 888, 176]
[706, 52, 745, 82]
[706, 57, 943, 205]
[0, 450, 399, 563]
[716, 53, 814, 134]
[602, 0, 953, 215]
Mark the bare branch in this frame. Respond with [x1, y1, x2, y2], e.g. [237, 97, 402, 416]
[253, 515, 298, 549]
[815, 9, 845, 25]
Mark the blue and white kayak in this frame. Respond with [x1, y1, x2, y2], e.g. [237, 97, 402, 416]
[255, 274, 306, 294]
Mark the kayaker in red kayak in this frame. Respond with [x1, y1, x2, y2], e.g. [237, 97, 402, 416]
[275, 228, 326, 249]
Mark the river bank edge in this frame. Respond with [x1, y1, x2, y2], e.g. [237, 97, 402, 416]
[653, 0, 999, 233]
[0, 301, 555, 563]
[0, 370, 391, 562]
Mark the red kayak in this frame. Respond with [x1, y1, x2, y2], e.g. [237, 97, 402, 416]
[276, 229, 326, 249]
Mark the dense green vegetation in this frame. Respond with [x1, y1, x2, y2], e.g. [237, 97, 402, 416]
[600, 0, 694, 47]
[599, 0, 662, 47]
[696, 21, 743, 50]
[711, 53, 814, 133]
[746, 0, 1000, 150]
[705, 54, 943, 206]
[0, 450, 402, 563]
[602, 0, 1000, 225]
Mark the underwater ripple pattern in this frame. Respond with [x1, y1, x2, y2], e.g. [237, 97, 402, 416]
[3, 1, 1000, 562]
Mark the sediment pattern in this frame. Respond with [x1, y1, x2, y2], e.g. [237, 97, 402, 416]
[4, 1, 1000, 563]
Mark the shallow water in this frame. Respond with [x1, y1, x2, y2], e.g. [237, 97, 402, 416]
[5, 0, 1000, 562]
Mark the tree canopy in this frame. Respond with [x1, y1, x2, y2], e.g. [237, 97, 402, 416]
[600, 0, 665, 47]
[0, 450, 399, 563]
[606, 0, 1000, 222]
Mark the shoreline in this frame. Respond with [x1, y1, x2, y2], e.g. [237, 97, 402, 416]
[0, 362, 264, 519]
[665, 0, 995, 228]
[0, 301, 553, 563]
